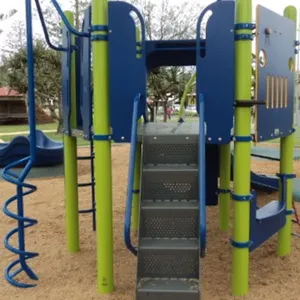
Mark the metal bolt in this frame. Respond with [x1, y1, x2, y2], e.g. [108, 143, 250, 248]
[121, 136, 125, 140]
[154, 137, 157, 140]
[218, 137, 222, 141]
[186, 137, 189, 140]
[208, 137, 212, 141]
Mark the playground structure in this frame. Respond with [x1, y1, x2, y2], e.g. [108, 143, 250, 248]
[1, 0, 299, 299]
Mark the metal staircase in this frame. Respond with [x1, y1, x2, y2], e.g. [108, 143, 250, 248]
[136, 123, 200, 300]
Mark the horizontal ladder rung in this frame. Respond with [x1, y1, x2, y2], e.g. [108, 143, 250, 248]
[79, 208, 95, 214]
[78, 182, 95, 188]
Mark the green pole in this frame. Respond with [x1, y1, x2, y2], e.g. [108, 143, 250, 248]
[132, 27, 142, 231]
[178, 72, 196, 121]
[231, 0, 252, 296]
[219, 144, 231, 231]
[63, 11, 79, 253]
[92, 0, 114, 293]
[277, 6, 297, 257]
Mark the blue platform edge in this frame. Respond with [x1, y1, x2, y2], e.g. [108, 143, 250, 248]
[196, 0, 235, 144]
[0, 130, 63, 167]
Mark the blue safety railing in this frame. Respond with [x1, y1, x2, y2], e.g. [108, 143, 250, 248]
[2, 0, 38, 288]
[198, 93, 206, 258]
[124, 93, 146, 256]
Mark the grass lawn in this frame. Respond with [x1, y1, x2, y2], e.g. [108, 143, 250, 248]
[0, 122, 58, 134]
[0, 132, 90, 146]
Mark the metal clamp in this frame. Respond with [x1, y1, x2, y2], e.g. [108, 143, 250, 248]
[91, 25, 108, 32]
[91, 34, 108, 41]
[90, 25, 109, 41]
[286, 209, 295, 216]
[93, 134, 112, 141]
[132, 189, 140, 194]
[232, 193, 253, 202]
[276, 173, 296, 181]
[216, 188, 231, 195]
[234, 100, 266, 107]
[295, 40, 300, 46]
[235, 23, 256, 30]
[232, 135, 253, 142]
[235, 34, 254, 41]
[231, 239, 253, 249]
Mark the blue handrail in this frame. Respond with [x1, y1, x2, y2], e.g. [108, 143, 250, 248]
[49, 0, 89, 37]
[198, 93, 206, 258]
[124, 94, 142, 256]
[1, 0, 39, 288]
[34, 0, 67, 52]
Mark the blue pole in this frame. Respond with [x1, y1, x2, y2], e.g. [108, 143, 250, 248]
[199, 93, 206, 258]
[26, 0, 36, 162]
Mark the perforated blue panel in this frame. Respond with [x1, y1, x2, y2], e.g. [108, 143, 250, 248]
[255, 6, 296, 142]
[80, 7, 92, 140]
[196, 0, 235, 144]
[108, 1, 147, 143]
[61, 26, 72, 135]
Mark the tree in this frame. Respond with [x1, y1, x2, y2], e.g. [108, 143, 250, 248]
[2, 20, 26, 53]
[128, 0, 202, 121]
[0, 9, 17, 34]
[1, 40, 62, 129]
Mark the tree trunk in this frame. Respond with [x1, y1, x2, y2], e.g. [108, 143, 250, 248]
[163, 102, 167, 122]
[148, 104, 154, 122]
[57, 93, 63, 134]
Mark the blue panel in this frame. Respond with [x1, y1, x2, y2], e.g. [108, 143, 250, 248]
[146, 40, 205, 71]
[61, 26, 72, 135]
[256, 6, 296, 142]
[108, 1, 147, 143]
[196, 0, 235, 144]
[80, 7, 92, 140]
[250, 192, 286, 251]
[75, 36, 83, 130]
[206, 144, 218, 206]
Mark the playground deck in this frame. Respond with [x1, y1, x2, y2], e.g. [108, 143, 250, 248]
[0, 145, 300, 300]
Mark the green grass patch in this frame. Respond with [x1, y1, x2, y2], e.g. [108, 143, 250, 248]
[0, 122, 58, 134]
[1, 132, 90, 146]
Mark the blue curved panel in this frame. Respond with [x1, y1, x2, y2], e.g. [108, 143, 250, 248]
[108, 1, 147, 143]
[255, 6, 296, 142]
[0, 131, 63, 167]
[196, 0, 235, 144]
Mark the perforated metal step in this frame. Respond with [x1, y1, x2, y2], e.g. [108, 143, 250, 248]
[140, 200, 199, 239]
[136, 128, 200, 300]
[138, 238, 199, 278]
[142, 167, 198, 201]
[136, 278, 200, 300]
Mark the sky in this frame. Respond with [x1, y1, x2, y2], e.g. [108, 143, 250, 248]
[0, 0, 299, 53]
